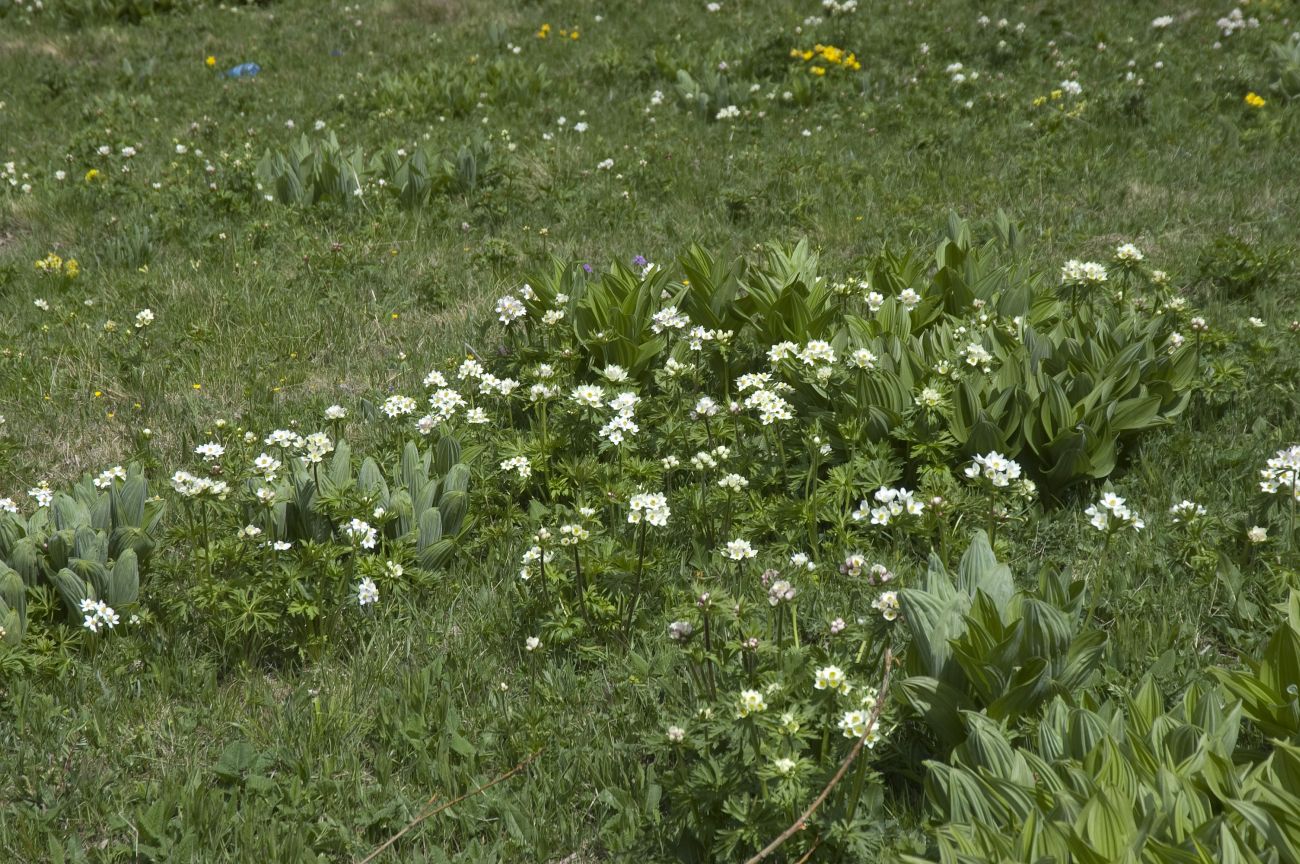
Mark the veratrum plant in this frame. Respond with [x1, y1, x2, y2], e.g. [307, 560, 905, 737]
[897, 531, 1106, 750]
[0, 465, 159, 643]
[908, 683, 1300, 863]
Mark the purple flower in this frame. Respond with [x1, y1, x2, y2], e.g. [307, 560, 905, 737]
[582, 263, 593, 273]
[632, 255, 647, 267]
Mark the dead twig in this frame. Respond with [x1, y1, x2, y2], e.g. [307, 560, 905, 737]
[356, 748, 543, 864]
[743, 650, 895, 864]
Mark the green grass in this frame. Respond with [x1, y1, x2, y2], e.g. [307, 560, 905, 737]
[1, 0, 1299, 861]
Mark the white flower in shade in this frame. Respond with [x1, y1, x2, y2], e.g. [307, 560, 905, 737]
[716, 105, 741, 121]
[965, 451, 1024, 489]
[1151, 15, 1173, 28]
[797, 340, 836, 366]
[1085, 494, 1144, 533]
[602, 364, 629, 383]
[324, 404, 347, 420]
[773, 757, 797, 776]
[272, 541, 292, 551]
[0, 498, 17, 514]
[525, 636, 542, 652]
[357, 577, 379, 606]
[238, 524, 262, 540]
[898, 288, 921, 310]
[865, 291, 885, 312]
[724, 538, 756, 561]
[1247, 526, 1268, 544]
[667, 725, 686, 743]
[838, 710, 881, 745]
[736, 689, 767, 718]
[871, 591, 900, 621]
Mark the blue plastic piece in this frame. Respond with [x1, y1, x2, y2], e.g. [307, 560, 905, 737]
[223, 63, 261, 78]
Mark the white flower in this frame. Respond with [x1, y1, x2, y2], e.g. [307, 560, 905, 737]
[345, 518, 378, 549]
[667, 725, 686, 743]
[325, 404, 348, 420]
[1247, 525, 1268, 544]
[1059, 79, 1082, 96]
[525, 636, 542, 652]
[898, 288, 921, 310]
[572, 384, 604, 409]
[1259, 445, 1300, 501]
[134, 308, 155, 328]
[1151, 15, 1173, 28]
[718, 473, 748, 491]
[736, 689, 767, 718]
[357, 577, 379, 606]
[381, 395, 418, 418]
[628, 491, 670, 527]
[238, 524, 262, 540]
[194, 442, 225, 461]
[1114, 243, 1144, 263]
[1169, 500, 1206, 522]
[849, 348, 878, 370]
[814, 665, 849, 694]
[34, 298, 50, 311]
[715, 105, 741, 121]
[790, 552, 816, 571]
[871, 591, 900, 621]
[495, 295, 526, 324]
[501, 455, 532, 479]
[651, 305, 690, 333]
[723, 538, 756, 561]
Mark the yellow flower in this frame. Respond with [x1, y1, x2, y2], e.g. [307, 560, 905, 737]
[537, 23, 550, 38]
[192, 383, 202, 390]
[205, 55, 216, 68]
[1245, 91, 1266, 108]
[570, 29, 579, 40]
[1033, 95, 1047, 107]
[64, 259, 79, 278]
[822, 45, 843, 64]
[810, 66, 826, 76]
[801, 50, 813, 61]
[1050, 89, 1063, 100]
[84, 168, 100, 182]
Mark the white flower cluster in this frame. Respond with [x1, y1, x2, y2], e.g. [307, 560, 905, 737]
[501, 455, 532, 479]
[1169, 500, 1207, 522]
[724, 538, 756, 560]
[871, 590, 900, 622]
[1086, 492, 1144, 533]
[965, 451, 1023, 488]
[345, 518, 378, 549]
[736, 689, 766, 718]
[357, 577, 379, 606]
[813, 665, 850, 694]
[853, 486, 924, 526]
[1061, 259, 1108, 285]
[628, 491, 670, 526]
[1114, 243, 1144, 264]
[80, 598, 120, 633]
[1260, 445, 1300, 501]
[1216, 7, 1259, 37]
[767, 579, 795, 605]
[170, 471, 229, 499]
[93, 465, 127, 489]
[599, 390, 642, 446]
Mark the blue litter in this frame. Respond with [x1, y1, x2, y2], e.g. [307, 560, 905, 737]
[223, 63, 261, 78]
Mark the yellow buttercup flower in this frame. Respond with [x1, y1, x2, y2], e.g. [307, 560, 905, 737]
[811, 66, 826, 76]
[1245, 91, 1266, 108]
[84, 168, 100, 182]
[205, 55, 216, 68]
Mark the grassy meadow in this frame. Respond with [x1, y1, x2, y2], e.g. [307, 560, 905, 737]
[1, 0, 1300, 861]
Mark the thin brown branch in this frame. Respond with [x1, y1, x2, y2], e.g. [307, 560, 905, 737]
[356, 748, 543, 864]
[743, 650, 895, 864]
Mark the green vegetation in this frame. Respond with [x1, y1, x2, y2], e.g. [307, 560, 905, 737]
[1, 0, 1299, 861]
